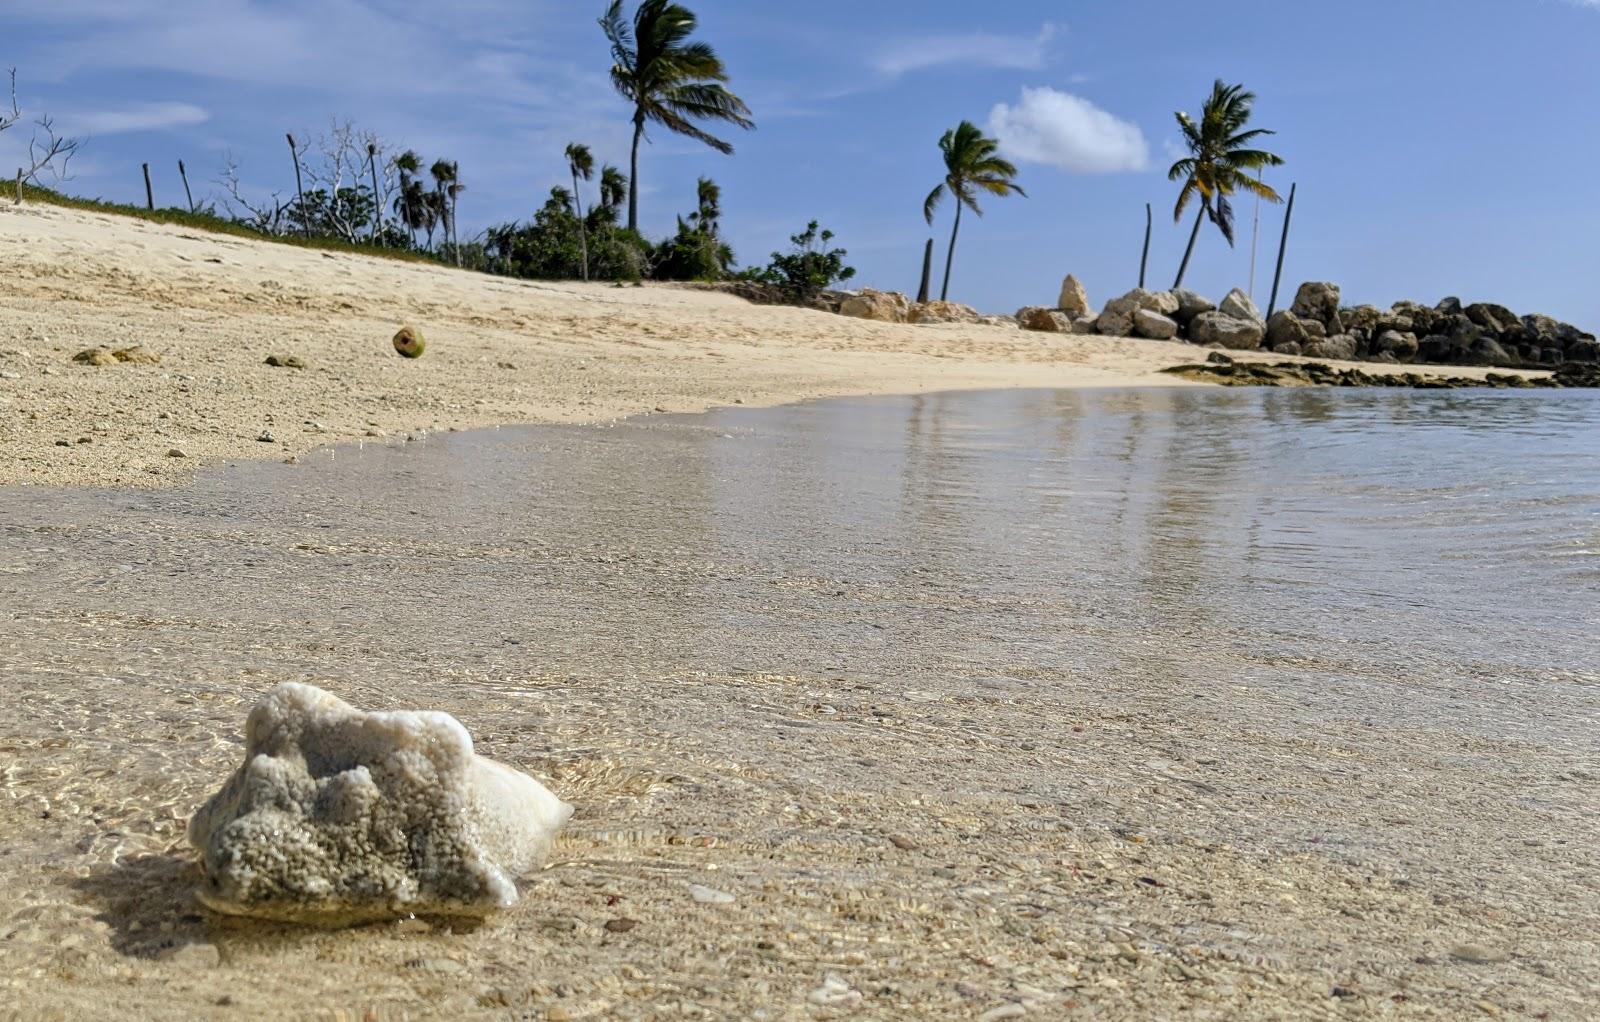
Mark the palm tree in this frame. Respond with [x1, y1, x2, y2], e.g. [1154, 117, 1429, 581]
[1168, 80, 1284, 290]
[429, 159, 459, 256]
[446, 163, 465, 266]
[923, 121, 1025, 303]
[598, 165, 628, 223]
[565, 142, 596, 280]
[690, 176, 720, 236]
[600, 0, 754, 231]
[394, 150, 423, 247]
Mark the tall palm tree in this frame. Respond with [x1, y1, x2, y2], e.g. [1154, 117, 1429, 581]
[598, 165, 628, 222]
[1168, 80, 1284, 290]
[565, 142, 596, 280]
[429, 159, 458, 255]
[923, 121, 1025, 303]
[690, 176, 720, 236]
[600, 0, 754, 231]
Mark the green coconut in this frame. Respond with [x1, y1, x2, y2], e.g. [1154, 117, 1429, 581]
[392, 326, 426, 359]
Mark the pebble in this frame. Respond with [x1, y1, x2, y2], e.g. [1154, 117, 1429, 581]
[688, 884, 736, 905]
[256, 431, 276, 443]
[978, 1006, 1026, 1022]
[1450, 944, 1509, 964]
[604, 917, 639, 933]
[0, 370, 19, 380]
[807, 974, 861, 1007]
[167, 448, 187, 458]
[264, 354, 307, 369]
[887, 835, 918, 851]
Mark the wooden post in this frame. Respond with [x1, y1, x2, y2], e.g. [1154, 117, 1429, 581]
[177, 159, 195, 213]
[916, 238, 933, 304]
[13, 169, 21, 205]
[367, 143, 381, 245]
[286, 133, 307, 237]
[142, 163, 154, 210]
[1266, 182, 1297, 320]
[1139, 203, 1152, 290]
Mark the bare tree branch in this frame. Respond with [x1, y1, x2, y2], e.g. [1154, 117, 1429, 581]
[1, 69, 83, 185]
[217, 153, 286, 234]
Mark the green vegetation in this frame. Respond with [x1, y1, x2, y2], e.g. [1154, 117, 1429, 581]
[923, 121, 1025, 302]
[1168, 80, 1284, 289]
[601, 0, 754, 231]
[738, 220, 856, 304]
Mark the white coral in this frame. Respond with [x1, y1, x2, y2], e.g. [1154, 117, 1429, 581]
[188, 683, 572, 923]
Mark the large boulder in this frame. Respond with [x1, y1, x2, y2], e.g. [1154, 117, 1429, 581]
[1057, 275, 1092, 317]
[1568, 338, 1600, 363]
[1139, 289, 1182, 317]
[1290, 282, 1342, 325]
[1436, 296, 1463, 316]
[1470, 336, 1515, 366]
[1173, 289, 1216, 324]
[1219, 288, 1263, 323]
[1133, 308, 1180, 341]
[1266, 311, 1310, 349]
[1376, 330, 1419, 362]
[1096, 289, 1149, 337]
[188, 684, 572, 924]
[840, 289, 909, 323]
[1465, 302, 1518, 335]
[1305, 335, 1360, 361]
[1017, 306, 1072, 333]
[1070, 315, 1100, 335]
[1342, 305, 1383, 334]
[909, 300, 980, 324]
[1189, 311, 1266, 350]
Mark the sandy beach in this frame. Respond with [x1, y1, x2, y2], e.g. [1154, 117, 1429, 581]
[2, 206, 1595, 1022]
[0, 203, 1536, 491]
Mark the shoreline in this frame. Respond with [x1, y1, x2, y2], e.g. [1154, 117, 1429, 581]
[0, 202, 1552, 490]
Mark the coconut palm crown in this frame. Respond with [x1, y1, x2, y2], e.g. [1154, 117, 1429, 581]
[1168, 80, 1284, 289]
[601, 0, 754, 231]
[923, 120, 1025, 303]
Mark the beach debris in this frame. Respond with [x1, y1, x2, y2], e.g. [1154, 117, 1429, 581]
[264, 354, 307, 369]
[187, 682, 573, 923]
[1057, 274, 1091, 318]
[688, 883, 736, 905]
[72, 345, 161, 366]
[392, 325, 426, 359]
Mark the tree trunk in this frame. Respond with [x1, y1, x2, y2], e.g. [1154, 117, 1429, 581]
[627, 114, 643, 233]
[916, 238, 933, 304]
[1139, 203, 1152, 289]
[1172, 204, 1206, 290]
[178, 160, 195, 213]
[939, 202, 963, 303]
[286, 134, 307, 237]
[1266, 182, 1297, 320]
[572, 168, 589, 281]
[367, 149, 381, 245]
[142, 163, 154, 210]
[452, 163, 461, 267]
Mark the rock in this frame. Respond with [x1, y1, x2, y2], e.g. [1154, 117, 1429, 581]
[1436, 296, 1463, 316]
[1375, 330, 1419, 362]
[1417, 335, 1459, 364]
[1056, 275, 1091, 317]
[688, 884, 736, 905]
[978, 1006, 1027, 1022]
[1270, 341, 1302, 357]
[1017, 307, 1071, 333]
[187, 683, 573, 923]
[1132, 309, 1179, 341]
[115, 346, 161, 365]
[1139, 290, 1182, 317]
[1470, 336, 1514, 365]
[1376, 312, 1416, 335]
[908, 299, 978, 325]
[1173, 289, 1216, 324]
[1305, 335, 1360, 361]
[1342, 305, 1382, 333]
[840, 289, 910, 323]
[1290, 282, 1341, 324]
[1568, 338, 1600, 362]
[1450, 944, 1509, 965]
[1465, 303, 1518, 335]
[1188, 312, 1265, 350]
[604, 918, 640, 933]
[1096, 290, 1150, 337]
[1266, 311, 1310, 349]
[72, 347, 118, 366]
[1522, 313, 1562, 341]
[887, 835, 918, 851]
[808, 974, 862, 1007]
[265, 354, 307, 369]
[1219, 288, 1262, 323]
[256, 431, 276, 443]
[392, 326, 426, 359]
[167, 448, 188, 459]
[1070, 315, 1100, 335]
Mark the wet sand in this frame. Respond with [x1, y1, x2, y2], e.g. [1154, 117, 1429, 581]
[2, 389, 1595, 1021]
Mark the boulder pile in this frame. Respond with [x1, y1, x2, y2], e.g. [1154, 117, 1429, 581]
[1021, 276, 1596, 369]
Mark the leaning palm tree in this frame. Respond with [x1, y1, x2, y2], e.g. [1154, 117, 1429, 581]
[923, 121, 1025, 303]
[565, 142, 596, 280]
[429, 159, 457, 255]
[690, 176, 721, 236]
[394, 150, 423, 247]
[600, 0, 754, 231]
[1168, 80, 1284, 289]
[446, 165, 465, 266]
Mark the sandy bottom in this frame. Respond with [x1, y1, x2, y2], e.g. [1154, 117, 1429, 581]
[0, 203, 1538, 491]
[2, 388, 1595, 1021]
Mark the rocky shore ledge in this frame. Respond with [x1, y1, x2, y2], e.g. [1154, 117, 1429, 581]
[785, 275, 1597, 374]
[1165, 351, 1600, 389]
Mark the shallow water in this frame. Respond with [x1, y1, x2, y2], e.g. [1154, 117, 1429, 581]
[3, 388, 1598, 1019]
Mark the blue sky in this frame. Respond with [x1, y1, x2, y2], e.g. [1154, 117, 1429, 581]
[5, 0, 1599, 326]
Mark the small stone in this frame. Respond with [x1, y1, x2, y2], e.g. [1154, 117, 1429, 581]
[54, 439, 69, 447]
[256, 431, 276, 443]
[887, 835, 918, 851]
[978, 1005, 1026, 1021]
[546, 1008, 573, 1022]
[72, 347, 118, 366]
[0, 370, 20, 380]
[688, 884, 736, 905]
[1331, 986, 1359, 999]
[75, 437, 91, 444]
[1450, 944, 1509, 964]
[604, 917, 639, 933]
[264, 354, 307, 369]
[167, 448, 188, 458]
[113, 346, 161, 365]
[807, 974, 861, 1007]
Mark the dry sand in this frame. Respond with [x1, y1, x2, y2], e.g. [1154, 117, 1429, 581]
[1, 205, 1592, 1022]
[0, 203, 1530, 491]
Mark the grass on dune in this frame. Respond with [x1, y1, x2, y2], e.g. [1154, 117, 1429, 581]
[6, 182, 442, 267]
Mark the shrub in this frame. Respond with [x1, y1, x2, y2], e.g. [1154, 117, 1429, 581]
[741, 221, 855, 304]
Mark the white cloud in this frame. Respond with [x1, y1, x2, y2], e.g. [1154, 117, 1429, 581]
[988, 86, 1149, 174]
[873, 23, 1058, 77]
[71, 102, 210, 135]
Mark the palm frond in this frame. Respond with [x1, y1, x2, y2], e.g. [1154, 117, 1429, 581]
[923, 183, 945, 225]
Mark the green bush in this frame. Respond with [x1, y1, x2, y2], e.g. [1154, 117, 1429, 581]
[740, 221, 856, 304]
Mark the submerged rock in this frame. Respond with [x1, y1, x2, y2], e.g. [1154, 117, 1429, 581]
[188, 683, 572, 924]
